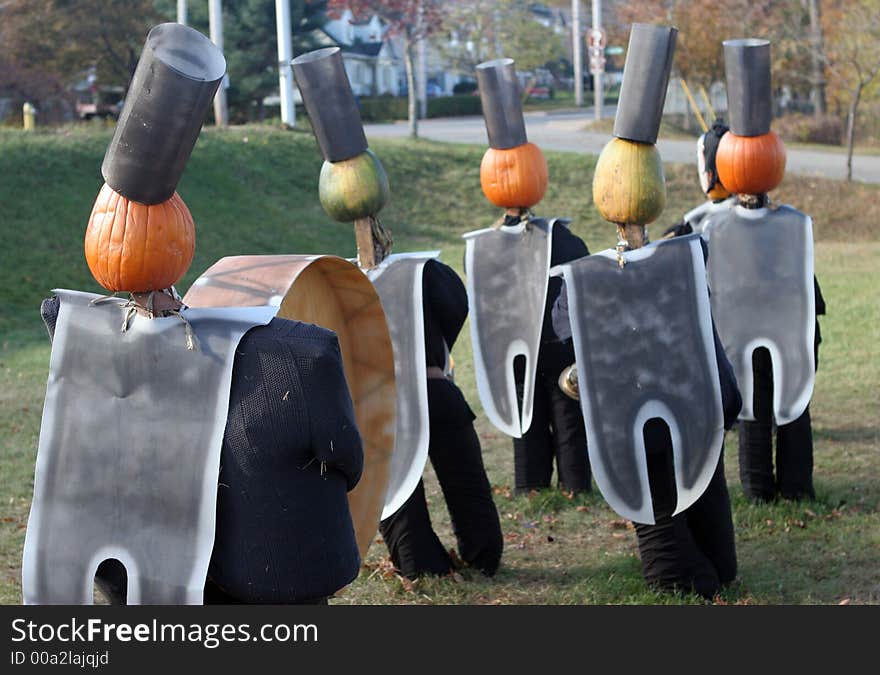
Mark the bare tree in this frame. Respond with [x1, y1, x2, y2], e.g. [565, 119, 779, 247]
[822, 0, 880, 180]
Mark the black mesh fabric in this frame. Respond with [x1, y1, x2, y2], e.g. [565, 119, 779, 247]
[40, 299, 362, 604]
[209, 318, 363, 603]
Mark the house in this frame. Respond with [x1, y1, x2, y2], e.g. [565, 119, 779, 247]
[306, 9, 401, 97]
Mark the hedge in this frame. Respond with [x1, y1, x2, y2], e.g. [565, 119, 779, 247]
[355, 95, 482, 122]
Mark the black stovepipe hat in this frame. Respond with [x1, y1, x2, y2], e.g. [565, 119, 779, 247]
[476, 58, 528, 150]
[292, 47, 368, 162]
[102, 23, 226, 205]
[613, 24, 678, 145]
[723, 38, 772, 137]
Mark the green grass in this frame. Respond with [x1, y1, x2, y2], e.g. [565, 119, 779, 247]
[0, 125, 877, 605]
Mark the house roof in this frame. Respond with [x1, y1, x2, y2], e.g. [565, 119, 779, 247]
[344, 42, 383, 57]
[309, 27, 399, 62]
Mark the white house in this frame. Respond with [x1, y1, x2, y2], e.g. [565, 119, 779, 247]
[307, 9, 401, 97]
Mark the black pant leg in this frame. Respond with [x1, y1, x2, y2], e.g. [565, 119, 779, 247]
[776, 328, 820, 501]
[738, 348, 776, 501]
[428, 386, 503, 576]
[776, 405, 816, 500]
[513, 362, 554, 492]
[546, 378, 591, 492]
[684, 451, 738, 585]
[378, 479, 453, 580]
[633, 419, 722, 599]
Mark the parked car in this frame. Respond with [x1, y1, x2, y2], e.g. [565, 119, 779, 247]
[526, 86, 553, 100]
[75, 87, 123, 121]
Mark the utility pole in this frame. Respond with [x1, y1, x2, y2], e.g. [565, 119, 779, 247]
[572, 1, 583, 107]
[209, 0, 229, 127]
[275, 0, 295, 128]
[177, 0, 187, 26]
[592, 0, 603, 121]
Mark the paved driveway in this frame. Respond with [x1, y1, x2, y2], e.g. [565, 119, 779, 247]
[365, 108, 880, 184]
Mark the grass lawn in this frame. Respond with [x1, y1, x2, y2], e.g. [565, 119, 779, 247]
[0, 125, 877, 605]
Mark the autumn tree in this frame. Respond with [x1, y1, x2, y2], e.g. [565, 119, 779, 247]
[329, 0, 444, 139]
[439, 0, 566, 75]
[822, 0, 880, 180]
[0, 0, 160, 88]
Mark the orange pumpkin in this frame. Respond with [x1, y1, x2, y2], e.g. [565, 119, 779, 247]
[716, 131, 786, 196]
[480, 141, 548, 209]
[84, 183, 196, 293]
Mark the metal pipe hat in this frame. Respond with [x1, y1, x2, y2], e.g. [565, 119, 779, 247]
[613, 24, 678, 145]
[292, 47, 368, 162]
[476, 58, 527, 149]
[723, 38, 772, 136]
[102, 23, 226, 205]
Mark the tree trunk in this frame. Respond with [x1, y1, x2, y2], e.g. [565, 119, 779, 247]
[404, 39, 418, 139]
[808, 0, 827, 117]
[845, 82, 862, 182]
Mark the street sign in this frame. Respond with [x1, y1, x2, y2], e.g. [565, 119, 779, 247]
[590, 56, 605, 75]
[605, 46, 624, 55]
[587, 27, 606, 49]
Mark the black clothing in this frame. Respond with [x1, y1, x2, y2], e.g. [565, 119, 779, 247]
[513, 221, 592, 493]
[634, 334, 741, 598]
[380, 379, 503, 578]
[635, 431, 737, 599]
[209, 319, 363, 603]
[41, 298, 363, 605]
[422, 258, 468, 369]
[550, 242, 742, 597]
[738, 279, 824, 502]
[379, 261, 503, 578]
[513, 344, 591, 492]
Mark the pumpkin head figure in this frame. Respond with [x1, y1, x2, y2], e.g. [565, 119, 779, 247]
[476, 59, 548, 211]
[593, 24, 677, 251]
[292, 47, 392, 269]
[718, 38, 785, 199]
[85, 23, 226, 294]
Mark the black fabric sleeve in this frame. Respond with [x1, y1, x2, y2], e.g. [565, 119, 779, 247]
[814, 276, 826, 316]
[663, 220, 693, 238]
[422, 260, 468, 350]
[301, 334, 364, 492]
[41, 296, 60, 342]
[550, 223, 590, 267]
[713, 324, 743, 430]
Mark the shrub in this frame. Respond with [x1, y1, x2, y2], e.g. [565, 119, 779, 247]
[453, 81, 478, 95]
[355, 95, 482, 122]
[357, 95, 407, 123]
[426, 95, 482, 118]
[774, 113, 844, 145]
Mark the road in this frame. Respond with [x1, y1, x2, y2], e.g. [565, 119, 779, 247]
[365, 108, 880, 184]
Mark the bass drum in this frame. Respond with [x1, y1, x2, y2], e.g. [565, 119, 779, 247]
[183, 254, 396, 559]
